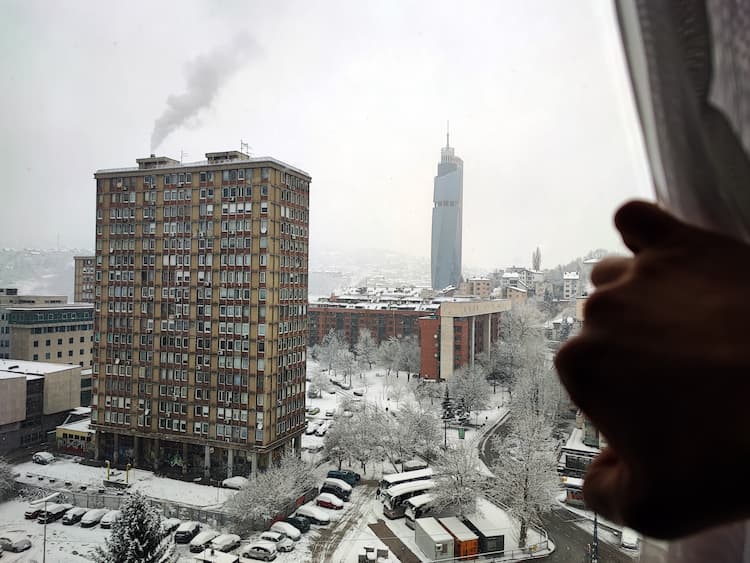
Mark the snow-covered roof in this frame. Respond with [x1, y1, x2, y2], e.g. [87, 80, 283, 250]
[438, 517, 478, 542]
[501, 272, 520, 279]
[57, 418, 94, 434]
[508, 286, 527, 293]
[96, 155, 311, 179]
[416, 517, 453, 541]
[0, 359, 77, 378]
[561, 476, 584, 489]
[563, 428, 600, 454]
[583, 258, 602, 264]
[70, 406, 92, 416]
[563, 272, 580, 280]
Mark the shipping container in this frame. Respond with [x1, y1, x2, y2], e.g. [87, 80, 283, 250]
[439, 516, 479, 559]
[414, 517, 454, 561]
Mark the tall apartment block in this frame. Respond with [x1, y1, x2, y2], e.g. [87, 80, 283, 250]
[74, 256, 96, 303]
[91, 151, 310, 479]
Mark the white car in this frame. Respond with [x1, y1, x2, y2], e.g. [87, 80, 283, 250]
[222, 476, 249, 490]
[32, 452, 55, 465]
[240, 540, 277, 561]
[259, 531, 294, 552]
[81, 508, 109, 528]
[269, 521, 301, 541]
[314, 421, 330, 437]
[294, 504, 330, 525]
[99, 509, 122, 529]
[324, 477, 352, 492]
[210, 533, 241, 552]
[189, 530, 220, 553]
[316, 492, 344, 510]
[621, 527, 640, 550]
[160, 517, 182, 533]
[305, 421, 321, 435]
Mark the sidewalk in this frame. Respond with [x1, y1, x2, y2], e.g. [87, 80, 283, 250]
[369, 518, 421, 563]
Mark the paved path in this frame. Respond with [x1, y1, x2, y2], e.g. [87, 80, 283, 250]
[369, 519, 421, 563]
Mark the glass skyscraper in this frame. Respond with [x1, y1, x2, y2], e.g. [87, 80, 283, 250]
[431, 130, 463, 291]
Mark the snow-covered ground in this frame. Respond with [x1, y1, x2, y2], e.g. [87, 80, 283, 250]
[0, 499, 109, 562]
[15, 458, 234, 508]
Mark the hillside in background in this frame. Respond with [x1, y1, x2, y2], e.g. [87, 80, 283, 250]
[0, 249, 88, 300]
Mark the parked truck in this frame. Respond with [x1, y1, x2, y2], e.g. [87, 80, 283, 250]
[414, 517, 453, 561]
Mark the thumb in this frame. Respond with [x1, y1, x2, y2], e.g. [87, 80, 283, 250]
[614, 200, 686, 253]
[582, 447, 628, 524]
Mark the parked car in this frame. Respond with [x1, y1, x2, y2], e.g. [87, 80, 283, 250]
[38, 503, 72, 524]
[222, 476, 249, 490]
[24, 506, 42, 520]
[0, 538, 12, 551]
[210, 533, 241, 552]
[239, 540, 277, 561]
[325, 410, 335, 418]
[269, 521, 301, 541]
[62, 507, 88, 525]
[316, 493, 344, 510]
[160, 517, 182, 533]
[321, 484, 350, 502]
[4, 538, 31, 553]
[259, 531, 294, 552]
[308, 407, 320, 415]
[284, 516, 311, 533]
[81, 508, 109, 528]
[304, 421, 321, 435]
[326, 386, 337, 394]
[294, 504, 330, 525]
[189, 530, 220, 553]
[353, 388, 365, 396]
[307, 444, 324, 454]
[339, 381, 352, 390]
[32, 452, 54, 465]
[327, 469, 360, 486]
[174, 521, 201, 543]
[314, 422, 330, 437]
[621, 527, 640, 550]
[99, 510, 122, 529]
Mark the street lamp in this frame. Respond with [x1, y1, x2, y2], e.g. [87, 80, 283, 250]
[31, 491, 60, 563]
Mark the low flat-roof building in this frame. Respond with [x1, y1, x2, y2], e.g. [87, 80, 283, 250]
[0, 359, 82, 455]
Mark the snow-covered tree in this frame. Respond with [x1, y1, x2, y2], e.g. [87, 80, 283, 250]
[317, 329, 343, 374]
[399, 335, 421, 380]
[448, 364, 492, 415]
[94, 491, 172, 563]
[335, 349, 358, 385]
[412, 379, 444, 407]
[378, 337, 401, 376]
[354, 329, 378, 371]
[347, 404, 384, 476]
[432, 440, 487, 518]
[485, 409, 558, 548]
[227, 451, 317, 534]
[308, 365, 329, 398]
[493, 303, 546, 398]
[0, 459, 16, 502]
[377, 403, 442, 471]
[324, 419, 351, 470]
[532, 246, 542, 271]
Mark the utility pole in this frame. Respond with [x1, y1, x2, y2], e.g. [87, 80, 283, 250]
[590, 512, 600, 563]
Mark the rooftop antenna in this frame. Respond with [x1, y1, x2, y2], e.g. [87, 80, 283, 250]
[180, 150, 188, 164]
[446, 120, 450, 148]
[240, 139, 251, 156]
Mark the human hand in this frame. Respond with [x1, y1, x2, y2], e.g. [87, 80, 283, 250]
[555, 200, 750, 539]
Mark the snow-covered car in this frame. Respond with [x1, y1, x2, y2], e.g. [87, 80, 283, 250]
[63, 507, 88, 525]
[324, 477, 352, 493]
[174, 521, 201, 543]
[24, 506, 42, 520]
[189, 530, 220, 553]
[308, 407, 320, 415]
[353, 388, 365, 396]
[4, 538, 31, 553]
[240, 540, 277, 561]
[327, 469, 360, 486]
[81, 508, 109, 527]
[325, 410, 335, 418]
[294, 504, 330, 525]
[222, 476, 249, 490]
[269, 521, 301, 541]
[160, 517, 182, 533]
[339, 381, 352, 390]
[210, 533, 241, 552]
[314, 421, 330, 436]
[316, 492, 344, 510]
[259, 531, 294, 552]
[342, 410, 353, 418]
[32, 452, 55, 464]
[621, 527, 639, 550]
[99, 509, 122, 529]
[307, 444, 324, 454]
[304, 421, 321, 435]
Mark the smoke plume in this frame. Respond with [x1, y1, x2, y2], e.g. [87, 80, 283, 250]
[150, 33, 258, 152]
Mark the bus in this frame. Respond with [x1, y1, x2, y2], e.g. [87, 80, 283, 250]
[404, 493, 435, 529]
[382, 480, 435, 519]
[379, 467, 434, 491]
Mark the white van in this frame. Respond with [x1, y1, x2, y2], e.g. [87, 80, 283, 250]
[621, 527, 639, 550]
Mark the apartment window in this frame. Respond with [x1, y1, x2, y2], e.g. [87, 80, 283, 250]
[45, 339, 50, 346]
[33, 354, 38, 361]
[33, 340, 38, 348]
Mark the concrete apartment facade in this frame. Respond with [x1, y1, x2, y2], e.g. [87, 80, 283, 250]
[0, 359, 82, 455]
[91, 150, 310, 479]
[74, 256, 96, 303]
[0, 289, 67, 360]
[458, 278, 491, 299]
[431, 131, 463, 291]
[563, 272, 580, 300]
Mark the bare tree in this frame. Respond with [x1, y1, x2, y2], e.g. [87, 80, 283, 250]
[532, 246, 542, 271]
[378, 337, 402, 377]
[354, 329, 378, 371]
[485, 409, 558, 548]
[399, 335, 421, 381]
[432, 440, 487, 518]
[324, 421, 350, 470]
[335, 348, 358, 385]
[317, 329, 343, 374]
[448, 364, 492, 415]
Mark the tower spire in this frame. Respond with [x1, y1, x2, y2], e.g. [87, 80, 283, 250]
[446, 120, 450, 148]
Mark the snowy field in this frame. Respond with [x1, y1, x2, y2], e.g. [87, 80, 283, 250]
[0, 499, 109, 562]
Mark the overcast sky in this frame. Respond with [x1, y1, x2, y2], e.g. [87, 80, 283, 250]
[0, 0, 652, 271]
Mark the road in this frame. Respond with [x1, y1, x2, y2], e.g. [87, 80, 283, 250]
[479, 416, 635, 563]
